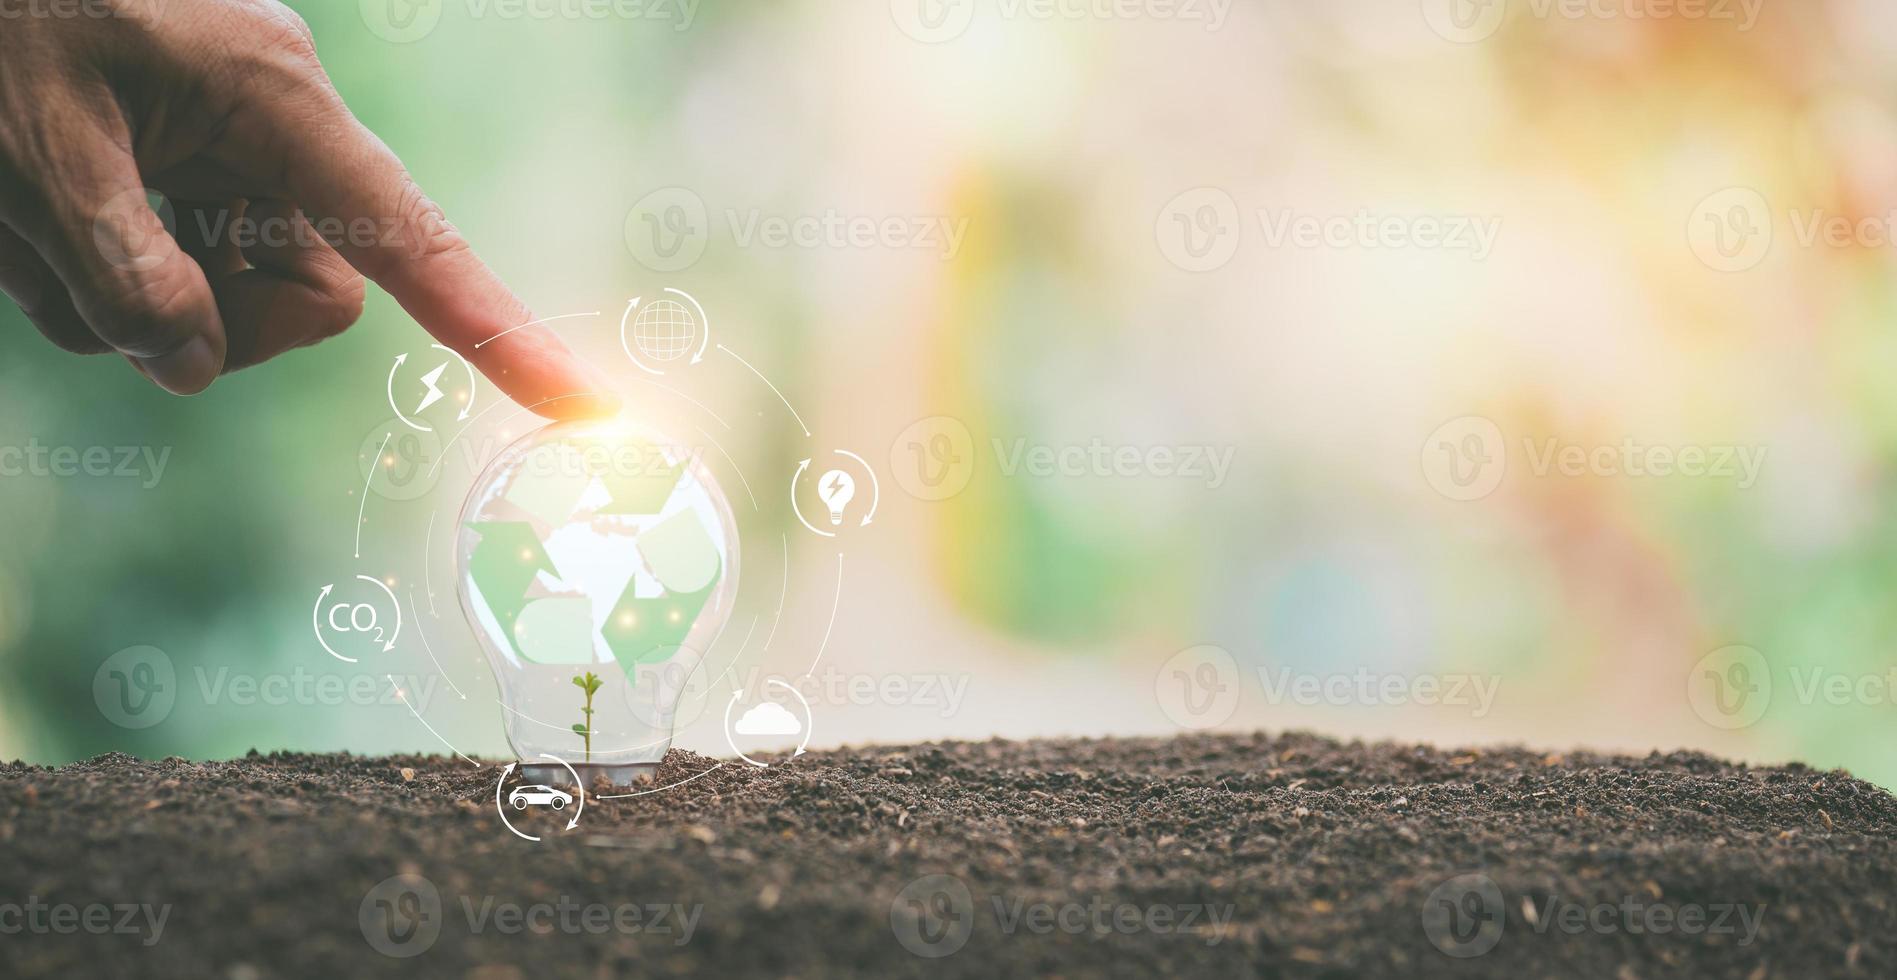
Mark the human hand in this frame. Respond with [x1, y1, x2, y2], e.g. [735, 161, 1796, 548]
[0, 0, 617, 418]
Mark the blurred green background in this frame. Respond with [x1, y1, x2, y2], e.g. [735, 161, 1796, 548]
[1, 1, 1893, 788]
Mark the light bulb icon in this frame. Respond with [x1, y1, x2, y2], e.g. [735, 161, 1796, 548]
[456, 419, 740, 786]
[817, 469, 855, 526]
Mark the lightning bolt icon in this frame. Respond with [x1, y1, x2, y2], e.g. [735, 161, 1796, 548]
[414, 362, 449, 415]
[825, 473, 844, 495]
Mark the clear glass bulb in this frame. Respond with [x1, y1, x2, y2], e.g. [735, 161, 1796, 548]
[455, 418, 739, 785]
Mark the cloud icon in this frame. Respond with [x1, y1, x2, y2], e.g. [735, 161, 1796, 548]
[733, 701, 802, 736]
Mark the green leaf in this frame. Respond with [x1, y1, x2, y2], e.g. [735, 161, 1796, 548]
[571, 724, 588, 734]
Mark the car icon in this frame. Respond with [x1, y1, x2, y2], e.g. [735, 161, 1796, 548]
[508, 784, 573, 810]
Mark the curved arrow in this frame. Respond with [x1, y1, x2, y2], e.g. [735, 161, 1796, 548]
[665, 287, 713, 365]
[723, 690, 771, 768]
[312, 584, 355, 664]
[835, 450, 880, 526]
[386, 354, 431, 433]
[429, 344, 477, 421]
[765, 679, 814, 757]
[618, 297, 666, 376]
[538, 753, 586, 830]
[790, 459, 835, 538]
[495, 762, 540, 842]
[357, 574, 401, 652]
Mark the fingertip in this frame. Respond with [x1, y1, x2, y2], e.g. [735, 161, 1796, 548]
[534, 388, 623, 421]
[133, 335, 223, 395]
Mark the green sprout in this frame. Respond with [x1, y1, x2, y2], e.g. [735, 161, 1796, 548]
[571, 671, 603, 762]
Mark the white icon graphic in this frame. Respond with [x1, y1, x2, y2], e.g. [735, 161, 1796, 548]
[1421, 416, 1507, 501]
[313, 576, 403, 663]
[388, 346, 475, 432]
[734, 701, 803, 736]
[723, 681, 813, 767]
[619, 288, 711, 375]
[414, 362, 448, 415]
[508, 784, 575, 810]
[817, 470, 856, 526]
[793, 451, 881, 537]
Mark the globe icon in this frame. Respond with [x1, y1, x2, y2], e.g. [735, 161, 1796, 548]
[631, 299, 699, 362]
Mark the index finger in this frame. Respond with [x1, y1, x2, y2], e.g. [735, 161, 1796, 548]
[273, 96, 619, 420]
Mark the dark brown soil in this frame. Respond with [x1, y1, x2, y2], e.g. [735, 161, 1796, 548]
[0, 733, 1892, 978]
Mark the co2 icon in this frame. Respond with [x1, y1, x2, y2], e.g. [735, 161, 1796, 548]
[314, 575, 404, 663]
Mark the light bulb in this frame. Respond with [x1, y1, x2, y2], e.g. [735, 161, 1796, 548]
[817, 469, 855, 526]
[456, 418, 740, 786]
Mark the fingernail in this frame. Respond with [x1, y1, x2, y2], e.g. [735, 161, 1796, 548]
[136, 336, 219, 395]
